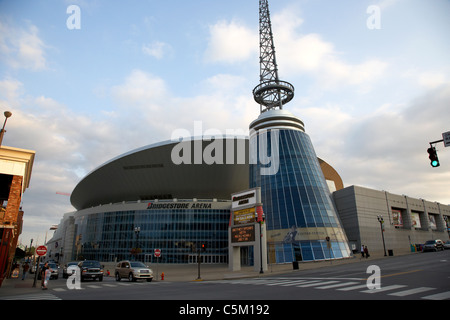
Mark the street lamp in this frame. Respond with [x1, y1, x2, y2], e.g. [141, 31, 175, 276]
[0, 111, 12, 147]
[377, 215, 387, 256]
[134, 227, 140, 258]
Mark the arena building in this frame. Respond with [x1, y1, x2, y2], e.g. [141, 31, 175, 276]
[46, 135, 346, 265]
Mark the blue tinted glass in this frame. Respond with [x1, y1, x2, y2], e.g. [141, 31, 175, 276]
[250, 128, 351, 262]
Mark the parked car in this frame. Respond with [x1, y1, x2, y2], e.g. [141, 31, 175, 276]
[37, 262, 59, 280]
[444, 240, 450, 250]
[78, 260, 104, 281]
[63, 261, 79, 278]
[422, 239, 444, 252]
[115, 261, 153, 282]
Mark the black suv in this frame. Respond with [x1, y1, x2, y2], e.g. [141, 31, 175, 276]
[78, 260, 104, 281]
[422, 239, 445, 252]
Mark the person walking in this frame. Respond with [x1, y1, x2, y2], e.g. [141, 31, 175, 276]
[40, 262, 50, 289]
[360, 245, 365, 259]
[21, 262, 30, 280]
[364, 246, 370, 258]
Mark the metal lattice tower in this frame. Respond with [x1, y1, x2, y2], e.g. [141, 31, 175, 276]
[253, 0, 294, 114]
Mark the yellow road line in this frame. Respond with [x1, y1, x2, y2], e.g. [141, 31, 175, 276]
[365, 269, 423, 280]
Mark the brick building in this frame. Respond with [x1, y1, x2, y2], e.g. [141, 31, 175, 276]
[0, 146, 35, 287]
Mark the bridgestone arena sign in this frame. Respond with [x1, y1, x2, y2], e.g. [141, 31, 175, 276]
[147, 202, 213, 210]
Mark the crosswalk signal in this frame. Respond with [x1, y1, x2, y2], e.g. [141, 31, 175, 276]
[427, 147, 440, 167]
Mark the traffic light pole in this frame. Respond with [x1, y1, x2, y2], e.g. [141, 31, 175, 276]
[428, 139, 444, 168]
[429, 139, 444, 145]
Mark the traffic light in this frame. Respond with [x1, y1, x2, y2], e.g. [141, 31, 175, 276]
[201, 243, 206, 252]
[427, 147, 440, 167]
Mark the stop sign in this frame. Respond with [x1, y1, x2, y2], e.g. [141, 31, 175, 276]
[154, 249, 161, 257]
[36, 246, 47, 256]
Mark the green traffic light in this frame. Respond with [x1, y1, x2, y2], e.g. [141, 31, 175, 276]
[431, 160, 440, 167]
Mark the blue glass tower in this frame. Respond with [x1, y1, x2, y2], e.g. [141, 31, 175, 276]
[250, 1, 351, 263]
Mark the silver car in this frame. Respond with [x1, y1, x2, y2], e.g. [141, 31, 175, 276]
[115, 261, 153, 282]
[63, 261, 79, 278]
[444, 240, 450, 250]
[422, 239, 444, 252]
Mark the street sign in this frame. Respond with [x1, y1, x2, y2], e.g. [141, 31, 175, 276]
[36, 245, 47, 256]
[443, 131, 450, 147]
[154, 249, 161, 257]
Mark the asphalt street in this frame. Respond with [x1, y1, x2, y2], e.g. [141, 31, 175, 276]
[1, 250, 448, 302]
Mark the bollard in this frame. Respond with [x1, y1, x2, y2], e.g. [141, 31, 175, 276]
[161, 272, 164, 280]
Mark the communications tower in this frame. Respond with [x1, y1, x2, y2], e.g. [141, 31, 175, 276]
[250, 0, 351, 263]
[253, 0, 294, 113]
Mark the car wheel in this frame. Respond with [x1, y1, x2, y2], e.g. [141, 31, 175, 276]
[99, 276, 103, 282]
[147, 278, 152, 282]
[128, 273, 135, 282]
[115, 272, 121, 281]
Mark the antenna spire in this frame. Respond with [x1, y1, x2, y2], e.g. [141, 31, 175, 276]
[253, 0, 294, 113]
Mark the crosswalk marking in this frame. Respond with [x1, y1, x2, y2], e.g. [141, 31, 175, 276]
[422, 291, 450, 300]
[336, 284, 369, 291]
[361, 284, 407, 294]
[297, 280, 338, 288]
[0, 293, 61, 300]
[53, 287, 70, 292]
[293, 280, 322, 287]
[280, 280, 309, 286]
[210, 277, 449, 300]
[316, 281, 359, 289]
[265, 280, 300, 286]
[388, 287, 435, 297]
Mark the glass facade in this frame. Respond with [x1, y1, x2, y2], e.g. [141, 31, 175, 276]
[73, 201, 230, 264]
[250, 128, 351, 262]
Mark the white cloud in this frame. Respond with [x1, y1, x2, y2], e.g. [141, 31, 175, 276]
[271, 9, 388, 90]
[311, 84, 450, 204]
[0, 21, 47, 71]
[203, 9, 387, 91]
[417, 71, 447, 89]
[204, 19, 258, 64]
[142, 41, 173, 59]
[111, 69, 168, 112]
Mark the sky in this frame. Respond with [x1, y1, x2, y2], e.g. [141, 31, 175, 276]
[1, 0, 449, 247]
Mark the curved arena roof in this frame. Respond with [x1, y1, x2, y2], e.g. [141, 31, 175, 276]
[70, 136, 250, 210]
[70, 135, 343, 211]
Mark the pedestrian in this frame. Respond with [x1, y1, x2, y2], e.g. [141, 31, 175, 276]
[360, 245, 365, 259]
[22, 262, 30, 280]
[364, 246, 370, 258]
[40, 262, 50, 289]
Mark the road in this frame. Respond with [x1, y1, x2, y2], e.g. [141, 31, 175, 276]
[1, 250, 449, 303]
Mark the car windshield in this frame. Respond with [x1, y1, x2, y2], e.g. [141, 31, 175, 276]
[83, 261, 101, 267]
[130, 262, 147, 268]
[424, 240, 435, 244]
[68, 262, 78, 266]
